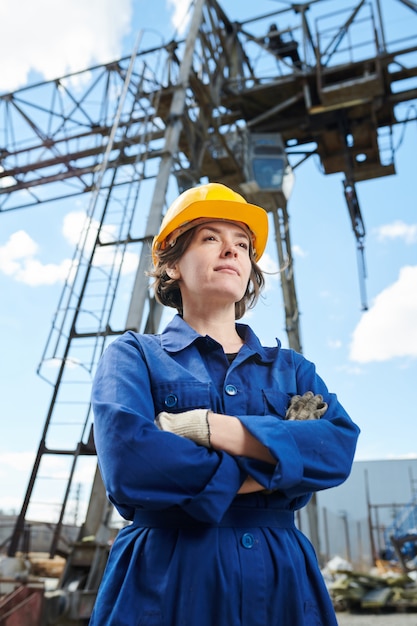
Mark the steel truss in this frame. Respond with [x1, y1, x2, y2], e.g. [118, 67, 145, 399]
[1, 0, 417, 621]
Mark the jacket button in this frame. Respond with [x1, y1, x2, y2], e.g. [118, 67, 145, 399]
[225, 384, 237, 396]
[164, 393, 178, 408]
[241, 533, 255, 549]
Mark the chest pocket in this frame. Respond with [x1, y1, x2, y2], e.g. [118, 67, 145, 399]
[262, 388, 291, 419]
[152, 381, 212, 415]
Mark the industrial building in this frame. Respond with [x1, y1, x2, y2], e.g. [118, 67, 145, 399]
[1, 0, 417, 623]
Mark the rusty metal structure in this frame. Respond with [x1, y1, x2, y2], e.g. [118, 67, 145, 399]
[1, 0, 417, 622]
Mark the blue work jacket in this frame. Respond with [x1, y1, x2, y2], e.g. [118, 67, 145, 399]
[90, 314, 360, 626]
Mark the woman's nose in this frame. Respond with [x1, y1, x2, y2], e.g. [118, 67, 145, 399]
[222, 243, 238, 257]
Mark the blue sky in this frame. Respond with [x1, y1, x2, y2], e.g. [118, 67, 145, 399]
[0, 0, 416, 516]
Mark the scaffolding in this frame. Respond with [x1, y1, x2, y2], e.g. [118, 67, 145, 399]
[1, 0, 417, 622]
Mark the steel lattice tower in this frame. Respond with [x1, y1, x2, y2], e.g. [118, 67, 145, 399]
[1, 0, 417, 621]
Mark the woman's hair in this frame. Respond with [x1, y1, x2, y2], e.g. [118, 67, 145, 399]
[149, 225, 265, 320]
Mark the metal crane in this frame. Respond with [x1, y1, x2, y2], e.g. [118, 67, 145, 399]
[1, 0, 417, 622]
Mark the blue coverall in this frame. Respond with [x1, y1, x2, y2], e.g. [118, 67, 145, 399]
[90, 314, 360, 625]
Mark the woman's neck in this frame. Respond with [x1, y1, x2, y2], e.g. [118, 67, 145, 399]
[182, 309, 244, 353]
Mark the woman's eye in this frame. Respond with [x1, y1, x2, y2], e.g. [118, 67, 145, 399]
[238, 242, 249, 249]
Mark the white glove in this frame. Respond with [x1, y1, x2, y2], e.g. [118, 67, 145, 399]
[285, 391, 328, 421]
[155, 409, 212, 447]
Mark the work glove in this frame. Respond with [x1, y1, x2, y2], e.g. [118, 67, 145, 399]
[155, 409, 212, 447]
[285, 391, 327, 421]
[262, 391, 328, 497]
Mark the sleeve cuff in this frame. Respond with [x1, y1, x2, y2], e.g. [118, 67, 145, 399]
[236, 415, 304, 490]
[181, 451, 247, 523]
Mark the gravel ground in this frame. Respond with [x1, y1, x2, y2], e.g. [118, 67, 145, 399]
[336, 612, 417, 625]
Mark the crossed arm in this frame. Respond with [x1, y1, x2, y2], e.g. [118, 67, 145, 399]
[208, 412, 275, 493]
[156, 392, 328, 494]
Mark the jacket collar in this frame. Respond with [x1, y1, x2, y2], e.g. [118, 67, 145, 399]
[160, 314, 277, 363]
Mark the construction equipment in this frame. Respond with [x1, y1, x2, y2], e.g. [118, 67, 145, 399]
[1, 0, 417, 622]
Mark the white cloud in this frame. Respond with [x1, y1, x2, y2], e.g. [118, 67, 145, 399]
[349, 265, 417, 363]
[0, 451, 35, 474]
[14, 258, 74, 286]
[0, 231, 38, 275]
[258, 251, 279, 293]
[62, 211, 92, 247]
[375, 220, 417, 245]
[0, 166, 17, 189]
[0, 450, 94, 483]
[0, 451, 97, 516]
[292, 244, 307, 258]
[62, 210, 139, 275]
[0, 0, 132, 93]
[0, 229, 73, 286]
[259, 251, 279, 276]
[0, 209, 139, 286]
[167, 0, 192, 35]
[328, 339, 342, 349]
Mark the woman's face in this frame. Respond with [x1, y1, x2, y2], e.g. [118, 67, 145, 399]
[169, 220, 253, 312]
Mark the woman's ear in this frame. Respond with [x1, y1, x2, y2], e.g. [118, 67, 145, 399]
[166, 265, 180, 279]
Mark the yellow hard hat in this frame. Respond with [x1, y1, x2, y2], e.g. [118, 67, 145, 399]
[152, 183, 269, 265]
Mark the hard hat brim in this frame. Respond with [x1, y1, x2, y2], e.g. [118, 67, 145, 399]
[152, 199, 268, 265]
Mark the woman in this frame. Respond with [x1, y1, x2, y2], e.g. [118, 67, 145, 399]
[90, 182, 359, 625]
